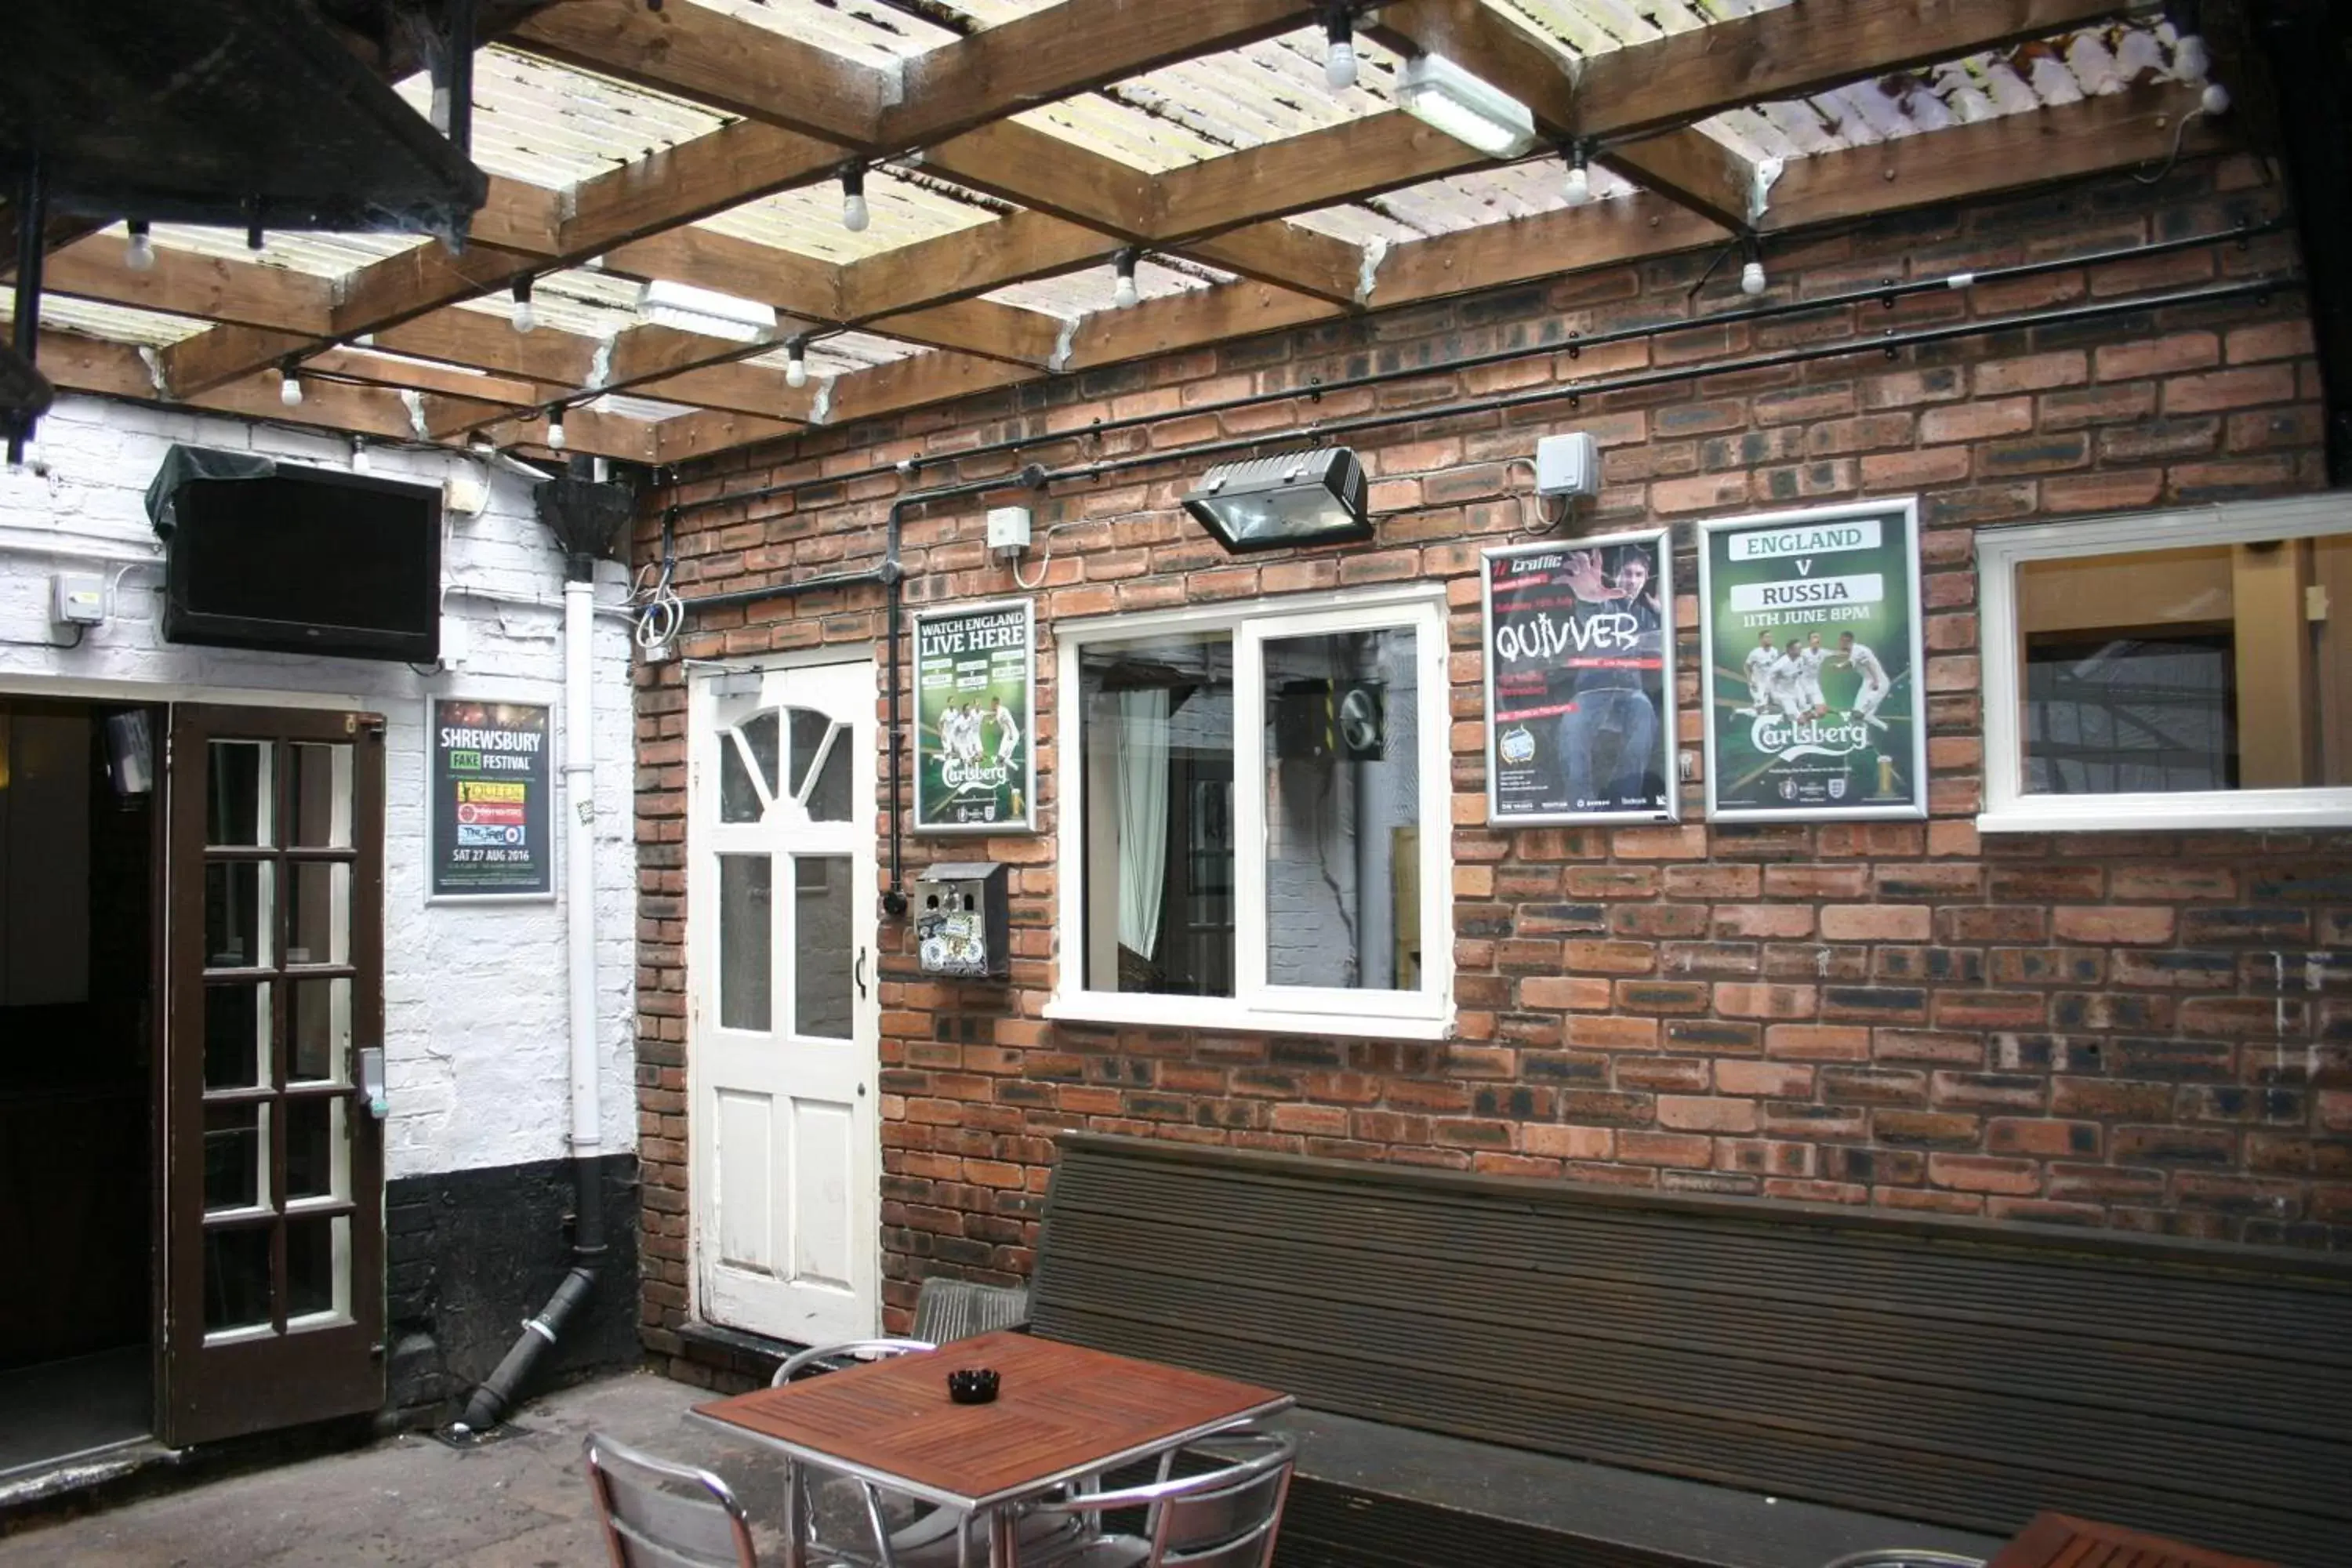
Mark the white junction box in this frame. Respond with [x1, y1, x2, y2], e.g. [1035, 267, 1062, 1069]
[1535, 431, 1601, 499]
[985, 504, 1033, 557]
[52, 572, 107, 625]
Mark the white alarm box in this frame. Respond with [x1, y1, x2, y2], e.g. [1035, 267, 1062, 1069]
[1535, 432, 1601, 498]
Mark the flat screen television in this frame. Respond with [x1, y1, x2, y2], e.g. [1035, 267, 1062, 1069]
[160, 463, 441, 662]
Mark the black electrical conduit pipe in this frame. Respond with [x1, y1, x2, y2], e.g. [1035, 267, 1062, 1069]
[662, 220, 2282, 521]
[669, 272, 2299, 918]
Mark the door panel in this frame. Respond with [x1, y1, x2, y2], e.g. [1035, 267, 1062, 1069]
[162, 706, 384, 1446]
[691, 662, 879, 1344]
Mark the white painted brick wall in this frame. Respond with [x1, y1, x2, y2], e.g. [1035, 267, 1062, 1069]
[0, 395, 637, 1180]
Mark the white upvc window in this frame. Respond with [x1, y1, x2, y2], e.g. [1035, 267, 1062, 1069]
[1048, 586, 1455, 1039]
[1977, 492, 2352, 833]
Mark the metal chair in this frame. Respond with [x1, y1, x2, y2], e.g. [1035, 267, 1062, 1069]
[1025, 1430, 1296, 1568]
[771, 1339, 1087, 1568]
[584, 1431, 761, 1568]
[910, 1276, 1030, 1343]
[1819, 1553, 1989, 1567]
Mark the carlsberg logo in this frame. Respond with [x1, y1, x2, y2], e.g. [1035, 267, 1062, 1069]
[1751, 714, 1872, 760]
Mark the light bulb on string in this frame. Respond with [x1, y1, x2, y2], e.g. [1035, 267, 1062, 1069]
[1113, 249, 1141, 310]
[125, 220, 155, 271]
[785, 338, 810, 390]
[1324, 12, 1357, 91]
[1739, 238, 1768, 296]
[351, 437, 371, 474]
[510, 275, 536, 334]
[278, 364, 303, 407]
[546, 410, 568, 451]
[1563, 145, 1592, 208]
[842, 165, 869, 233]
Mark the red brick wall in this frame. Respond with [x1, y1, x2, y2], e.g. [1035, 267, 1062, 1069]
[633, 158, 2350, 1363]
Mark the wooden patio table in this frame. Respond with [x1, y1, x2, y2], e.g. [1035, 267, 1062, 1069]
[690, 1329, 1293, 1567]
[1987, 1512, 2283, 1568]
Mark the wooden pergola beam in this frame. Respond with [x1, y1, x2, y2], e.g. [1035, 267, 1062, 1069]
[44, 236, 337, 335]
[1602, 131, 1759, 233]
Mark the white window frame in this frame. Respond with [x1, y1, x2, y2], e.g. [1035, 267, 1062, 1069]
[1978, 492, 2352, 833]
[1047, 585, 1455, 1040]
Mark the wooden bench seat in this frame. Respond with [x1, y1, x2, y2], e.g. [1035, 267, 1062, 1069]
[1027, 1134, 2352, 1568]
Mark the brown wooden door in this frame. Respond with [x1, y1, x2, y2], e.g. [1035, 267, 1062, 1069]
[161, 704, 386, 1446]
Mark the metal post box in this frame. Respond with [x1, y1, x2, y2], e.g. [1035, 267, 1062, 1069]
[914, 862, 1010, 979]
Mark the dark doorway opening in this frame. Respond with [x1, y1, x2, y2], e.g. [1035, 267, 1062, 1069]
[0, 695, 160, 1475]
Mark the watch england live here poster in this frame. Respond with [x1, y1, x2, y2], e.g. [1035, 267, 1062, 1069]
[1483, 531, 1675, 825]
[1698, 499, 1928, 821]
[914, 598, 1035, 833]
[430, 699, 552, 897]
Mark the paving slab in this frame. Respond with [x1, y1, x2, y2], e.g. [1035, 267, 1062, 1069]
[0, 1372, 804, 1568]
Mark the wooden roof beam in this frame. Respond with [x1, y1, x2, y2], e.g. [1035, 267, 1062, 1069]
[43, 236, 337, 335]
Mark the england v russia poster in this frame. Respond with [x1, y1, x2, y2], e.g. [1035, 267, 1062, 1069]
[1697, 499, 1928, 822]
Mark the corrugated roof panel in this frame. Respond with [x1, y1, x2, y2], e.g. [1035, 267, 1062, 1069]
[694, 165, 1004, 261]
[588, 392, 700, 422]
[7, 297, 210, 348]
[400, 47, 730, 191]
[747, 331, 930, 376]
[683, 0, 958, 62]
[982, 256, 1223, 321]
[1018, 29, 1406, 172]
[141, 224, 425, 278]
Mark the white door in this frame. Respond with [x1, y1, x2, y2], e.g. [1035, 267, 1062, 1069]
[688, 659, 880, 1344]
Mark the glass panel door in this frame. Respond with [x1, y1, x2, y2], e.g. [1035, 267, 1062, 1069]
[163, 706, 384, 1447]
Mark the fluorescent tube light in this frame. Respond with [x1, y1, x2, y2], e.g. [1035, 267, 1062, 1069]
[635, 279, 779, 343]
[1397, 53, 1539, 159]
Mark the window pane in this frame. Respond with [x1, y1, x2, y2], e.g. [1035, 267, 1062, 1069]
[803, 726, 852, 822]
[1079, 633, 1236, 996]
[287, 1214, 351, 1323]
[285, 860, 350, 967]
[2018, 537, 2352, 794]
[285, 1095, 347, 1202]
[203, 1225, 273, 1334]
[204, 1102, 269, 1212]
[793, 855, 853, 1040]
[290, 977, 350, 1083]
[204, 860, 271, 970]
[719, 854, 773, 1031]
[204, 982, 269, 1090]
[1263, 625, 1424, 992]
[289, 743, 353, 848]
[719, 731, 764, 823]
[207, 741, 270, 847]
[786, 708, 832, 798]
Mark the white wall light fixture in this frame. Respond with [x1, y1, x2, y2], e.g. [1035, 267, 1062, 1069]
[1397, 53, 1539, 159]
[1183, 448, 1372, 554]
[635, 279, 779, 343]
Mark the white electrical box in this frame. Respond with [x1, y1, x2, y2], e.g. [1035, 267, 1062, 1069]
[1535, 432, 1601, 498]
[53, 572, 106, 625]
[444, 473, 491, 517]
[985, 505, 1033, 557]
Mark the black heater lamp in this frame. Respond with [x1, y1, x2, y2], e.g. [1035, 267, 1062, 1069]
[1182, 448, 1372, 554]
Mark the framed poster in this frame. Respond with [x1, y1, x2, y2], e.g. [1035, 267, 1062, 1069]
[1482, 530, 1676, 825]
[913, 597, 1036, 834]
[427, 697, 554, 899]
[1697, 498, 1928, 822]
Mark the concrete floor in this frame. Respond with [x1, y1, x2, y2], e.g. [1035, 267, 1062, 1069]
[0, 1371, 801, 1567]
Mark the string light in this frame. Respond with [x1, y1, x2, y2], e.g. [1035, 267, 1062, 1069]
[1324, 9, 1357, 91]
[546, 408, 568, 451]
[278, 361, 303, 407]
[842, 165, 869, 233]
[785, 336, 810, 390]
[1739, 236, 1768, 297]
[510, 275, 536, 334]
[125, 220, 155, 271]
[351, 437, 371, 473]
[1113, 249, 1141, 310]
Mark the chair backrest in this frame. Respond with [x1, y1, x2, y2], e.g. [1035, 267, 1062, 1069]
[583, 1432, 758, 1568]
[912, 1276, 1030, 1343]
[1042, 1431, 1295, 1568]
[771, 1337, 935, 1387]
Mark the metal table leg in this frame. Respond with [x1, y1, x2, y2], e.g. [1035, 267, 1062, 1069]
[989, 1503, 1018, 1567]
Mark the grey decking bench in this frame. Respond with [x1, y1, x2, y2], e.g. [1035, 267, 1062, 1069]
[1026, 1134, 2351, 1568]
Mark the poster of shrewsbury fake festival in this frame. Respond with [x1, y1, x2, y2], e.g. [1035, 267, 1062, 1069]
[913, 597, 1036, 833]
[1697, 499, 1929, 822]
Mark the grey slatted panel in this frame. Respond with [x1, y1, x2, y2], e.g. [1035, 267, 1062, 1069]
[1031, 1137, 2352, 1568]
[912, 1277, 1031, 1342]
